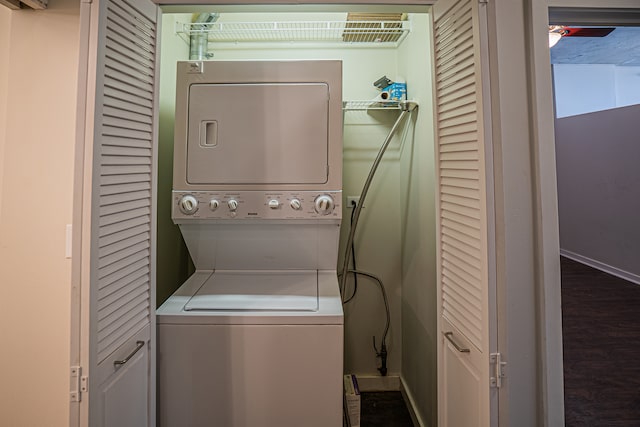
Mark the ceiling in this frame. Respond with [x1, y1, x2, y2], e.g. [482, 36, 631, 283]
[550, 27, 640, 66]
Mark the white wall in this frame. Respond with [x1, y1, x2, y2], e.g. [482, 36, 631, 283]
[341, 109, 402, 377]
[156, 13, 193, 307]
[553, 63, 640, 117]
[555, 104, 640, 282]
[489, 0, 544, 424]
[0, 1, 80, 426]
[397, 13, 437, 427]
[553, 64, 616, 117]
[614, 66, 640, 107]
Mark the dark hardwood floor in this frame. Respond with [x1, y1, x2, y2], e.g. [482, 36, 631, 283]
[360, 391, 414, 427]
[561, 256, 640, 426]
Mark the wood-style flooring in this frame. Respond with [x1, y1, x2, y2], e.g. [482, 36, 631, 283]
[360, 391, 413, 426]
[561, 256, 640, 426]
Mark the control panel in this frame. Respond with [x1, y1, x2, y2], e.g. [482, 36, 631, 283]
[172, 191, 342, 220]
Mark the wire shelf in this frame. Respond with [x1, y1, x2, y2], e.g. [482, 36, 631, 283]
[176, 20, 410, 47]
[343, 100, 405, 111]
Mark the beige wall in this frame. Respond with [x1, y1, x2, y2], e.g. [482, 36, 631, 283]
[0, 6, 10, 214]
[0, 1, 80, 426]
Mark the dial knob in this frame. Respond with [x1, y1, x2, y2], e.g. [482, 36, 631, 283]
[227, 199, 238, 211]
[209, 199, 220, 211]
[290, 199, 302, 210]
[179, 195, 198, 215]
[314, 195, 335, 215]
[268, 199, 280, 209]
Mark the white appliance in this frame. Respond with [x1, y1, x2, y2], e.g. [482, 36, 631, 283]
[157, 60, 344, 427]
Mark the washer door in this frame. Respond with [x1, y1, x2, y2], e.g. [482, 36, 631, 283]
[184, 270, 319, 311]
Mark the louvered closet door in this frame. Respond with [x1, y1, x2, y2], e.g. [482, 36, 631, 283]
[83, 0, 158, 425]
[433, 0, 497, 426]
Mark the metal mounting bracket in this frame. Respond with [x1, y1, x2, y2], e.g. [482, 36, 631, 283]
[490, 353, 506, 388]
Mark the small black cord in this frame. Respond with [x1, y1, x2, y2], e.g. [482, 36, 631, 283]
[337, 268, 391, 377]
[340, 201, 390, 376]
[343, 200, 359, 303]
[347, 269, 391, 376]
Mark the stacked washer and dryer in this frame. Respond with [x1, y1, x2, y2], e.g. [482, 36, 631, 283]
[157, 60, 344, 426]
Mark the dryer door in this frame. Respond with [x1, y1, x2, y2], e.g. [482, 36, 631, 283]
[187, 83, 330, 185]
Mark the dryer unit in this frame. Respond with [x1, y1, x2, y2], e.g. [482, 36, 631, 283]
[172, 60, 342, 194]
[157, 60, 344, 427]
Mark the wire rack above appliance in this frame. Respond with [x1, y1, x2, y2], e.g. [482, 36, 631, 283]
[343, 100, 407, 111]
[175, 20, 411, 47]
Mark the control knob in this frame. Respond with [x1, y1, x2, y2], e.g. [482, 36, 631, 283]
[179, 195, 198, 215]
[314, 195, 335, 216]
[227, 199, 238, 211]
[209, 199, 220, 211]
[268, 199, 280, 209]
[290, 199, 302, 210]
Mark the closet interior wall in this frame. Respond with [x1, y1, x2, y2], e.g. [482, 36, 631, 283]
[397, 13, 437, 426]
[157, 10, 436, 424]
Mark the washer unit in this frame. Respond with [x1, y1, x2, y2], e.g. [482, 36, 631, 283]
[157, 60, 344, 427]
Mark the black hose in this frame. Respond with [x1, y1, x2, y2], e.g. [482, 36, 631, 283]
[336, 269, 391, 352]
[348, 270, 391, 345]
[348, 269, 390, 377]
[343, 268, 391, 377]
[343, 201, 359, 303]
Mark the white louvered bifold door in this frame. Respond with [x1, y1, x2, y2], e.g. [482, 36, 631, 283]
[79, 0, 158, 425]
[433, 0, 496, 426]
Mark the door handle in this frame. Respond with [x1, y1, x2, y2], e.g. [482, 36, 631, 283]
[444, 332, 470, 353]
[114, 340, 145, 368]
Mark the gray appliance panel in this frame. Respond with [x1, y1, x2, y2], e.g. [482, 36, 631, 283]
[176, 222, 340, 271]
[187, 83, 329, 185]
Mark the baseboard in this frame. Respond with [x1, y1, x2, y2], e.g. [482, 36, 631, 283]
[560, 249, 640, 285]
[353, 374, 400, 392]
[400, 377, 427, 427]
